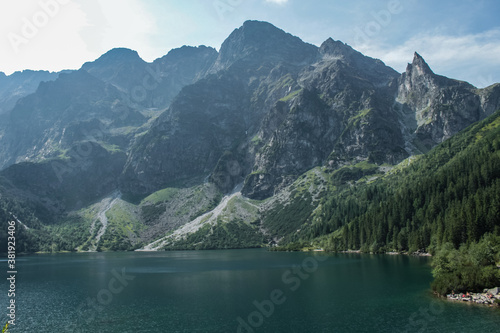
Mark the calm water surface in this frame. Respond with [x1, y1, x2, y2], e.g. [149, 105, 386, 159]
[1, 249, 499, 332]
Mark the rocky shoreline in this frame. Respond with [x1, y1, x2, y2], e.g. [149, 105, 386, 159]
[446, 287, 500, 306]
[339, 250, 432, 256]
[386, 251, 432, 256]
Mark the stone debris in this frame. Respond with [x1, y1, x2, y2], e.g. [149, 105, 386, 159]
[446, 287, 500, 305]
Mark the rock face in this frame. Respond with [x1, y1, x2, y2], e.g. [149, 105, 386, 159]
[123, 21, 500, 200]
[121, 20, 321, 195]
[121, 73, 251, 194]
[488, 287, 500, 295]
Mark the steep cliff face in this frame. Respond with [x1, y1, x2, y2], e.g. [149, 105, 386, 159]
[121, 21, 322, 196]
[123, 22, 408, 199]
[149, 46, 218, 108]
[121, 73, 251, 194]
[122, 21, 500, 201]
[242, 39, 404, 198]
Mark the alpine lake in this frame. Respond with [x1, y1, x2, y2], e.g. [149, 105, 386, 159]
[2, 249, 500, 332]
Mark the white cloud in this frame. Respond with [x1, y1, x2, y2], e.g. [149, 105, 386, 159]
[356, 28, 500, 87]
[0, 0, 159, 75]
[0, 0, 497, 89]
[0, 0, 94, 74]
[265, 0, 289, 5]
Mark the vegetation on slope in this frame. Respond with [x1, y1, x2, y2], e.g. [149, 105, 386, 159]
[163, 220, 265, 250]
[0, 183, 222, 253]
[279, 110, 500, 254]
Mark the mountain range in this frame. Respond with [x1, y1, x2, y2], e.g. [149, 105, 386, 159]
[0, 20, 499, 253]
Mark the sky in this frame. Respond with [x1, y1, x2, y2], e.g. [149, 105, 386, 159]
[0, 0, 499, 87]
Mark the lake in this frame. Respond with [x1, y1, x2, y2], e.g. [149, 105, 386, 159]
[1, 249, 499, 332]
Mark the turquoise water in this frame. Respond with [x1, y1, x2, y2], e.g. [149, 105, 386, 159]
[1, 249, 499, 332]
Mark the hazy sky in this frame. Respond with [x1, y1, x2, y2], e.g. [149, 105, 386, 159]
[0, 0, 499, 87]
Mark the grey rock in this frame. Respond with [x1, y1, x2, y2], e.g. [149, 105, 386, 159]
[488, 287, 500, 295]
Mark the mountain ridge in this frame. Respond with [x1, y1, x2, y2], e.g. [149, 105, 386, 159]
[0, 20, 498, 253]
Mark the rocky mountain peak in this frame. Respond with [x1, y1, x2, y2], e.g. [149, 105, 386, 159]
[82, 48, 145, 71]
[237, 20, 291, 43]
[153, 46, 218, 72]
[98, 47, 143, 62]
[159, 45, 217, 62]
[319, 38, 356, 59]
[406, 52, 434, 77]
[80, 48, 148, 97]
[211, 20, 318, 72]
[316, 37, 398, 86]
[398, 52, 437, 101]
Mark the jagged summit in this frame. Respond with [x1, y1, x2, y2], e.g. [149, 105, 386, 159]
[319, 38, 356, 58]
[317, 37, 398, 86]
[241, 20, 283, 32]
[238, 20, 291, 39]
[211, 20, 318, 72]
[160, 45, 217, 59]
[0, 69, 56, 78]
[406, 52, 434, 76]
[219, 20, 294, 54]
[401, 51, 473, 90]
[413, 52, 424, 61]
[154, 45, 218, 68]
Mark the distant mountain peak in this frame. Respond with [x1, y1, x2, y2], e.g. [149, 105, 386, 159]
[240, 20, 284, 33]
[227, 20, 294, 47]
[212, 20, 317, 72]
[101, 48, 142, 61]
[157, 45, 218, 63]
[320, 38, 354, 56]
[82, 48, 145, 70]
